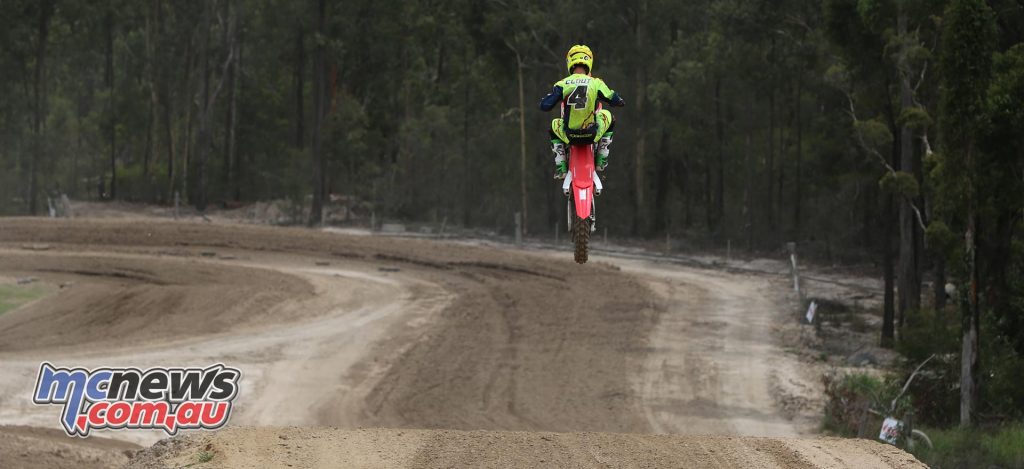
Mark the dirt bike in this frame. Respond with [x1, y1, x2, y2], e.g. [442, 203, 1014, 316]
[561, 137, 603, 264]
[863, 354, 935, 451]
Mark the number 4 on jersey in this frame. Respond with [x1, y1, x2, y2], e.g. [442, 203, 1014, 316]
[567, 85, 589, 109]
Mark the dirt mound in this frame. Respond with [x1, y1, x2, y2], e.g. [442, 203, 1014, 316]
[128, 427, 925, 469]
[0, 425, 140, 469]
[0, 252, 314, 352]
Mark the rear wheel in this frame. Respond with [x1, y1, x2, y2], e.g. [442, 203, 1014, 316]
[908, 429, 933, 450]
[572, 214, 590, 264]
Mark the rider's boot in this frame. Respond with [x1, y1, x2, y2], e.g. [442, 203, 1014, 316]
[552, 141, 567, 179]
[596, 135, 612, 171]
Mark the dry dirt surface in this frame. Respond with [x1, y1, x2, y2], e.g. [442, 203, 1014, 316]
[0, 218, 924, 468]
[130, 427, 923, 469]
[0, 425, 139, 469]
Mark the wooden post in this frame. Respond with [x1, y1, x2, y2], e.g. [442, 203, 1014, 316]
[604, 226, 608, 245]
[788, 242, 803, 303]
[727, 239, 732, 261]
[174, 191, 180, 219]
[856, 403, 870, 438]
[514, 212, 522, 246]
[554, 222, 559, 244]
[61, 194, 72, 218]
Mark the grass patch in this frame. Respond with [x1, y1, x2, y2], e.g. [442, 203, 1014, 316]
[910, 424, 1024, 468]
[822, 371, 898, 436]
[0, 284, 50, 315]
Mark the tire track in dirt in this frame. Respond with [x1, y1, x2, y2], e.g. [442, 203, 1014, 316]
[0, 248, 451, 447]
[0, 219, 657, 435]
[605, 256, 820, 436]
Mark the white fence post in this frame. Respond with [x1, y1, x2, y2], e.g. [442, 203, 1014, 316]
[787, 242, 803, 303]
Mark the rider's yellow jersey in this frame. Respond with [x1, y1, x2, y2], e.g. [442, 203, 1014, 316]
[550, 74, 619, 130]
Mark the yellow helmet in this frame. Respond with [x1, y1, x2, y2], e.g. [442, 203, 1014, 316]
[566, 44, 594, 74]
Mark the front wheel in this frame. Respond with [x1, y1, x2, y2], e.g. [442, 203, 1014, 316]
[572, 214, 590, 264]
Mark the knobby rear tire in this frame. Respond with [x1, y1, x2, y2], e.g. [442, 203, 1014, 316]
[573, 215, 590, 264]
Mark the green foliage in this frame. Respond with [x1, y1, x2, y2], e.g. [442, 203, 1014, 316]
[879, 171, 920, 197]
[925, 220, 957, 253]
[938, 0, 997, 149]
[824, 63, 852, 89]
[987, 44, 1024, 141]
[896, 106, 932, 133]
[896, 308, 962, 426]
[910, 424, 1024, 469]
[823, 371, 900, 436]
[856, 0, 895, 33]
[854, 118, 894, 150]
[895, 304, 1024, 427]
[981, 333, 1024, 419]
[197, 450, 214, 463]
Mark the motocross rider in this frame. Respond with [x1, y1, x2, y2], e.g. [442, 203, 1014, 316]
[539, 44, 625, 179]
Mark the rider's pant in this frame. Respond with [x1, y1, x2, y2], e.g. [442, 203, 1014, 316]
[549, 109, 615, 145]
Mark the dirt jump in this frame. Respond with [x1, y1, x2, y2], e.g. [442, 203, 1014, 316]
[0, 218, 924, 468]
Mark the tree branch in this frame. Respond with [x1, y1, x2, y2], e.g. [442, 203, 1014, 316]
[845, 94, 928, 232]
[890, 354, 936, 412]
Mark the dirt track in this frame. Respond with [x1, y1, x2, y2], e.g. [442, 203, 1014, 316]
[0, 218, 923, 468]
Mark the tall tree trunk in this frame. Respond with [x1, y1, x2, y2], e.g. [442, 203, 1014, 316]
[106, 10, 117, 200]
[897, 8, 922, 330]
[149, 0, 173, 201]
[163, 86, 175, 198]
[744, 133, 753, 252]
[682, 144, 691, 228]
[515, 51, 528, 236]
[177, 31, 196, 201]
[793, 81, 803, 237]
[960, 142, 979, 427]
[653, 128, 671, 233]
[934, 254, 947, 312]
[29, 0, 54, 214]
[194, 0, 212, 211]
[232, 22, 243, 199]
[145, 0, 159, 185]
[704, 151, 712, 230]
[73, 104, 84, 197]
[224, 2, 241, 200]
[778, 107, 788, 232]
[294, 25, 306, 149]
[307, 0, 326, 226]
[461, 48, 472, 227]
[766, 38, 776, 232]
[632, 0, 647, 235]
[882, 192, 896, 347]
[714, 75, 725, 232]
